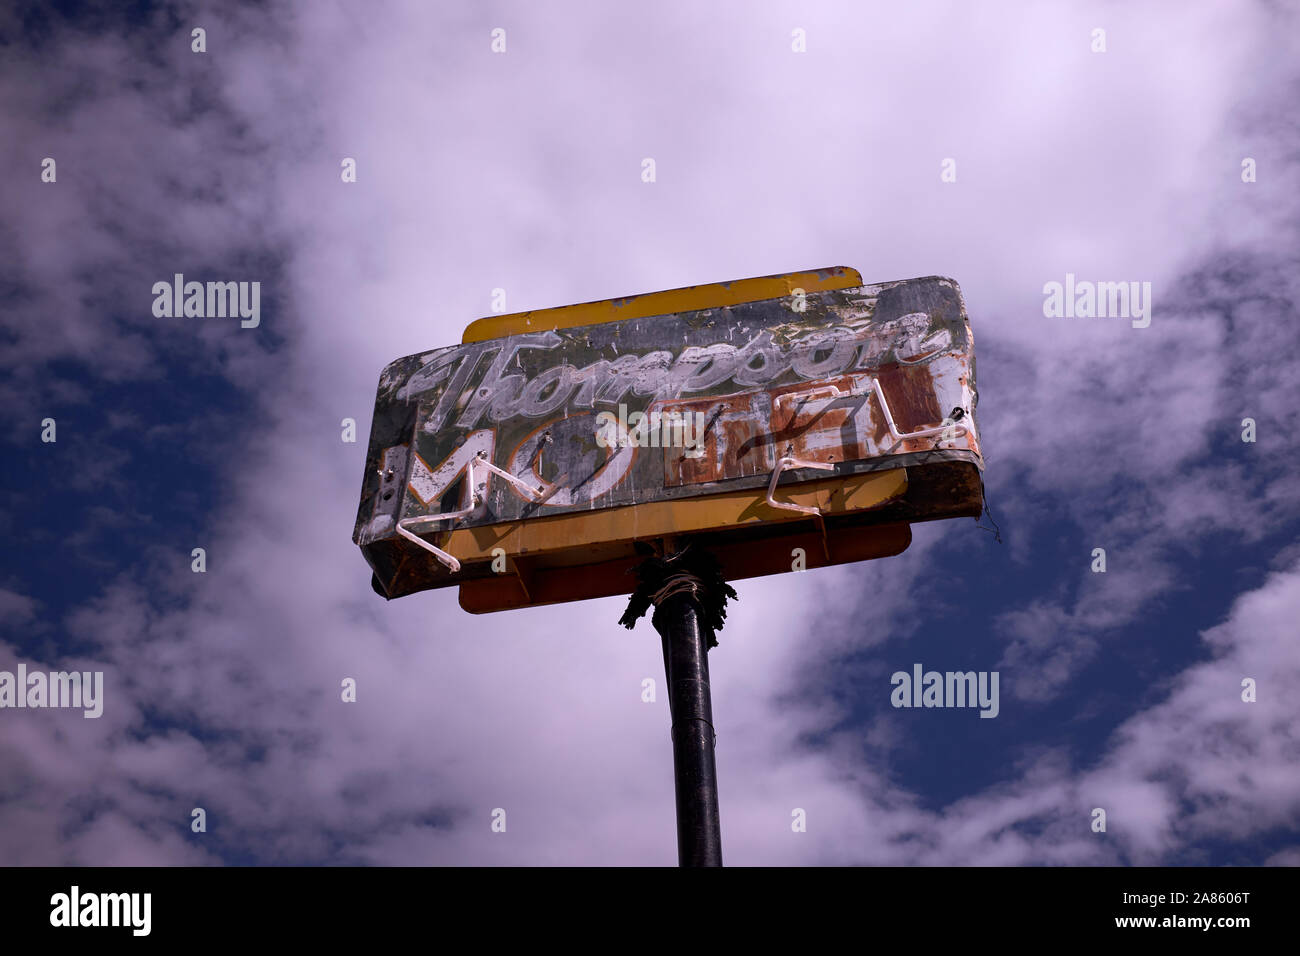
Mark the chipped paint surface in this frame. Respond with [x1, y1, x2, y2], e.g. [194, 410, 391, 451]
[355, 274, 984, 604]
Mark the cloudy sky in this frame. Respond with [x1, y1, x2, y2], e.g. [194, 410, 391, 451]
[2, 0, 1298, 866]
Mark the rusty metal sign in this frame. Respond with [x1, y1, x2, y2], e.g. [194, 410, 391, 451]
[355, 270, 984, 611]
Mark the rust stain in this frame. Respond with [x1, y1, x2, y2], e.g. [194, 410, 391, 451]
[872, 363, 944, 448]
[664, 393, 772, 485]
[765, 374, 868, 462]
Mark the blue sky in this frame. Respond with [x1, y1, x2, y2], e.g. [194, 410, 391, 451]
[1, 0, 1298, 866]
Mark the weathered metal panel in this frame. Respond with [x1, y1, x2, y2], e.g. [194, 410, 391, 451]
[355, 273, 983, 606]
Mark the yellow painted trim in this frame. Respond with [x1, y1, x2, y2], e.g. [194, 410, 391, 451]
[461, 266, 864, 343]
[434, 467, 906, 561]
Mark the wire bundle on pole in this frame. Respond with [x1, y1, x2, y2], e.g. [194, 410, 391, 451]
[618, 543, 738, 645]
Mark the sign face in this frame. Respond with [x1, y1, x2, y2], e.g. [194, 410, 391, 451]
[355, 270, 984, 612]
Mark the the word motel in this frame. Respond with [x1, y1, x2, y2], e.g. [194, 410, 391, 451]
[1042, 273, 1152, 328]
[890, 663, 999, 718]
[0, 664, 103, 718]
[152, 273, 261, 328]
[595, 403, 707, 451]
[50, 886, 151, 936]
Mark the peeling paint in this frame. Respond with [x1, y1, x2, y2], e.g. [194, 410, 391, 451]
[354, 275, 984, 601]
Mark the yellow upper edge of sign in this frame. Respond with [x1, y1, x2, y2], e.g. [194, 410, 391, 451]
[460, 266, 864, 344]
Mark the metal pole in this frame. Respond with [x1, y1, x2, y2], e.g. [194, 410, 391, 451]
[620, 543, 736, 867]
[653, 590, 722, 867]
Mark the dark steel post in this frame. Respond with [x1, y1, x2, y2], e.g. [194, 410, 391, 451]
[653, 590, 722, 867]
[620, 543, 736, 867]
